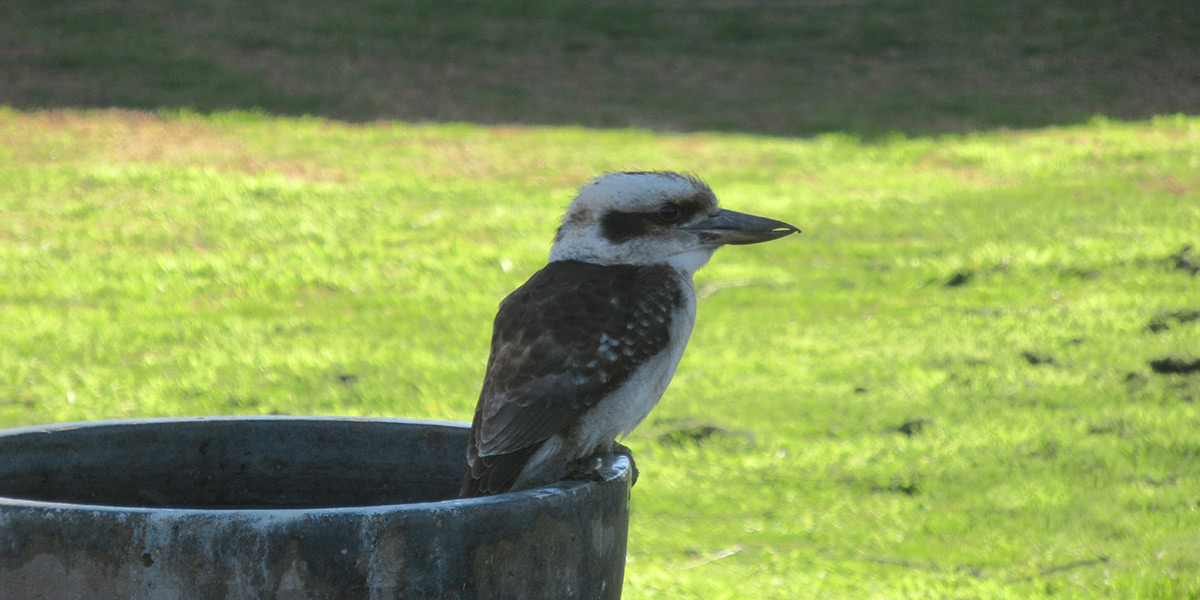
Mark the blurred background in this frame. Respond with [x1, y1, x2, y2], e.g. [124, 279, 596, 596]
[3, 0, 1197, 135]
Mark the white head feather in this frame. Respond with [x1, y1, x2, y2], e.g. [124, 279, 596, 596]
[549, 171, 721, 273]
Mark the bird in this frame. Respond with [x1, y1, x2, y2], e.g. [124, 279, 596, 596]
[460, 171, 799, 497]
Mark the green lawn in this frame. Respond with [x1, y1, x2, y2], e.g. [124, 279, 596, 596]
[2, 0, 1197, 136]
[2, 109, 1197, 598]
[3, 0, 1200, 597]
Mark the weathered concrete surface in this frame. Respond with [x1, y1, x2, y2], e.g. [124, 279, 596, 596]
[0, 417, 631, 600]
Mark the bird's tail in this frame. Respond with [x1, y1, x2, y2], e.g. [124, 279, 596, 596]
[459, 442, 544, 498]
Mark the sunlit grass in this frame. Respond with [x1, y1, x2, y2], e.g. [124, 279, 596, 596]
[1, 108, 1198, 598]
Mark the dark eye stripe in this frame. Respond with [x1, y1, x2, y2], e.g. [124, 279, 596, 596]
[599, 197, 711, 244]
[599, 212, 650, 243]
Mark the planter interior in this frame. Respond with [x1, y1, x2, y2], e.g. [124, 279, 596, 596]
[0, 417, 468, 509]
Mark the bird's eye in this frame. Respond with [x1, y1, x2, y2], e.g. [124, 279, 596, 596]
[656, 203, 682, 223]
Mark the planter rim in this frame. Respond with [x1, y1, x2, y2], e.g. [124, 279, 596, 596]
[0, 416, 631, 515]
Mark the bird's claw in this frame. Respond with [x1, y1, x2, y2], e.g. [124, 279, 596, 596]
[610, 442, 639, 487]
[564, 443, 640, 487]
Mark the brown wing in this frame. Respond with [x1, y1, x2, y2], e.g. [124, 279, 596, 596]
[460, 260, 681, 497]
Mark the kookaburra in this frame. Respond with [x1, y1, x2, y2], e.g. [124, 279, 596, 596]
[460, 171, 799, 497]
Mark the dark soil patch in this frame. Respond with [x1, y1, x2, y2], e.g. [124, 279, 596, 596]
[1146, 309, 1200, 333]
[895, 418, 930, 437]
[1022, 350, 1058, 366]
[1061, 267, 1100, 280]
[654, 418, 755, 449]
[1088, 418, 1133, 437]
[1149, 357, 1200, 375]
[1123, 371, 1149, 391]
[871, 478, 921, 496]
[943, 269, 974, 288]
[1170, 245, 1199, 276]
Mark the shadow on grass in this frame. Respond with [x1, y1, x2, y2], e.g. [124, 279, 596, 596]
[2, 0, 1197, 137]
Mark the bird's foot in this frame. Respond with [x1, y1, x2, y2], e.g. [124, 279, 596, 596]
[565, 456, 608, 484]
[610, 442, 639, 487]
[564, 444, 639, 487]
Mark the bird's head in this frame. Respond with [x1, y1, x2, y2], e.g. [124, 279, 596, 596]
[549, 171, 799, 273]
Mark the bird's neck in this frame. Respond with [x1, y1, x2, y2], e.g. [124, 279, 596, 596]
[664, 248, 715, 275]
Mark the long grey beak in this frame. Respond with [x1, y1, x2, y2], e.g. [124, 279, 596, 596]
[681, 209, 801, 246]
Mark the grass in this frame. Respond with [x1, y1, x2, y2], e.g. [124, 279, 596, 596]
[3, 0, 1200, 597]
[2, 108, 1198, 598]
[2, 0, 1198, 136]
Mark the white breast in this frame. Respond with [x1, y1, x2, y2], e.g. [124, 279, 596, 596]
[568, 268, 698, 457]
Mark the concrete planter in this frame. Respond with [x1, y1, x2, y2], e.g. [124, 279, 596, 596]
[0, 417, 631, 599]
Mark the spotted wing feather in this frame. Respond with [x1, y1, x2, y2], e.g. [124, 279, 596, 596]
[460, 260, 680, 496]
